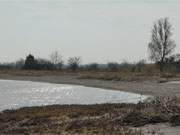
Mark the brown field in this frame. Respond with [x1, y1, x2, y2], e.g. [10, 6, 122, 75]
[0, 69, 179, 82]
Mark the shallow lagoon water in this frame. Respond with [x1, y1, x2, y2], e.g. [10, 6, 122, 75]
[0, 79, 148, 111]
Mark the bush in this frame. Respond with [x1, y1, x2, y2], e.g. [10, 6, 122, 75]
[24, 54, 38, 70]
[68, 57, 81, 71]
[84, 63, 99, 71]
[107, 62, 119, 71]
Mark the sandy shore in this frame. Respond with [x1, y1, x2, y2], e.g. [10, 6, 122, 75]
[0, 75, 180, 96]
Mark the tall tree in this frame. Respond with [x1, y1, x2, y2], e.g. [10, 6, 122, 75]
[148, 18, 176, 71]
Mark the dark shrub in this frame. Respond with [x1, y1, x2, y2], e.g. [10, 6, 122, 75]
[24, 54, 38, 70]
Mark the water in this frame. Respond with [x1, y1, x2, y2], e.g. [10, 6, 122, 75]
[0, 79, 148, 111]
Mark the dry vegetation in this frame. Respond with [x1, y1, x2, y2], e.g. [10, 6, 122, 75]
[0, 65, 179, 83]
[0, 97, 179, 135]
[78, 71, 159, 82]
[77, 64, 180, 82]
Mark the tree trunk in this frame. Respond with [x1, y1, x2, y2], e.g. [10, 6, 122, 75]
[160, 63, 164, 72]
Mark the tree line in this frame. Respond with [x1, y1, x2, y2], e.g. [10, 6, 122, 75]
[0, 55, 147, 72]
[22, 53, 81, 71]
[0, 17, 179, 73]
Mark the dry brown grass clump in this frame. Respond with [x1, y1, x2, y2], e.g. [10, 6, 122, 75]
[0, 97, 179, 134]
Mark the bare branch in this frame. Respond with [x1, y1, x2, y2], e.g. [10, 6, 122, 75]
[148, 18, 176, 71]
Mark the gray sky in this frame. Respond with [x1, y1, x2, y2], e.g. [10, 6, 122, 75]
[0, 0, 180, 64]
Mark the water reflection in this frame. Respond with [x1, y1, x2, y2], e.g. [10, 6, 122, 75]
[0, 79, 148, 111]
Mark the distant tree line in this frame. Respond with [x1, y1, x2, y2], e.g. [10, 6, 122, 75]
[1, 53, 180, 73]
[0, 51, 82, 71]
[0, 17, 179, 73]
[0, 53, 147, 72]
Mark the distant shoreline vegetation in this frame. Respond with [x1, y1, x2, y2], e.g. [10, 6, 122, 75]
[1, 53, 180, 75]
[0, 18, 179, 74]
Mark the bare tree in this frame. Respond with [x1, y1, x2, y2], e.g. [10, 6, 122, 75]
[68, 57, 81, 71]
[148, 18, 176, 71]
[50, 51, 63, 70]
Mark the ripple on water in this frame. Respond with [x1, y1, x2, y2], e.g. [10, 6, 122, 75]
[0, 79, 149, 111]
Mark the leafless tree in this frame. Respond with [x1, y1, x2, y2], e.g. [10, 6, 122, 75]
[68, 57, 81, 71]
[148, 18, 176, 71]
[50, 51, 63, 70]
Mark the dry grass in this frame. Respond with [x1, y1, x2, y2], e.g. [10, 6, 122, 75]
[0, 70, 74, 76]
[0, 68, 179, 83]
[0, 97, 179, 134]
[78, 71, 159, 82]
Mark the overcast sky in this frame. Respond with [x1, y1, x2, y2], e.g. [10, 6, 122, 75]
[0, 0, 179, 64]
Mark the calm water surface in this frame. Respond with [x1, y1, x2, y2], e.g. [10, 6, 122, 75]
[0, 79, 148, 111]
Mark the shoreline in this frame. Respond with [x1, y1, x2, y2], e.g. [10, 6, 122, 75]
[0, 77, 148, 96]
[0, 74, 180, 97]
[0, 74, 180, 134]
